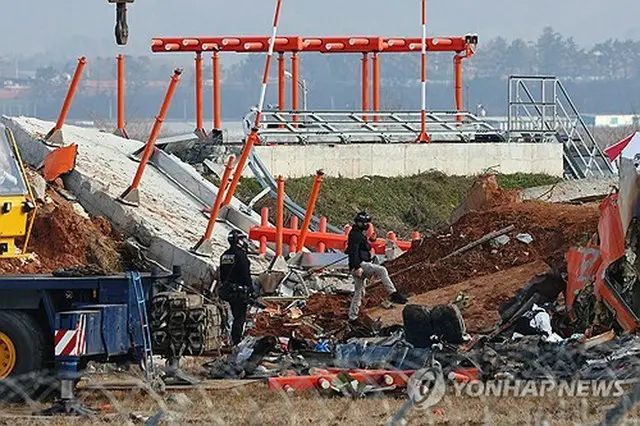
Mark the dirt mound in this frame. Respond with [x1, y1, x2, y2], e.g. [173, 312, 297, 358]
[0, 190, 123, 274]
[369, 200, 598, 305]
[450, 174, 523, 224]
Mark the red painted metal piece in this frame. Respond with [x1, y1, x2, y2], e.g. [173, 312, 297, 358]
[278, 53, 286, 112]
[291, 52, 299, 123]
[194, 52, 205, 135]
[454, 54, 463, 121]
[289, 216, 299, 253]
[259, 207, 269, 256]
[317, 217, 328, 253]
[118, 69, 183, 205]
[268, 370, 414, 391]
[297, 170, 325, 250]
[248, 226, 412, 254]
[151, 36, 470, 54]
[275, 176, 285, 257]
[45, 56, 87, 144]
[212, 52, 221, 130]
[198, 155, 235, 241]
[361, 53, 369, 121]
[372, 52, 380, 122]
[115, 54, 128, 138]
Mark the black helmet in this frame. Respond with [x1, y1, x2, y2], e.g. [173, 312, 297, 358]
[354, 211, 372, 224]
[228, 229, 247, 247]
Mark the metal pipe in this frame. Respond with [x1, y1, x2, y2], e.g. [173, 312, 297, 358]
[119, 69, 183, 204]
[116, 54, 126, 134]
[291, 51, 299, 124]
[198, 155, 235, 242]
[223, 0, 285, 205]
[318, 217, 327, 253]
[260, 207, 269, 256]
[212, 51, 221, 130]
[275, 175, 285, 257]
[289, 216, 299, 253]
[46, 56, 87, 142]
[454, 54, 463, 121]
[278, 53, 286, 111]
[362, 53, 369, 122]
[297, 170, 324, 250]
[195, 52, 204, 133]
[372, 52, 380, 122]
[417, 0, 430, 142]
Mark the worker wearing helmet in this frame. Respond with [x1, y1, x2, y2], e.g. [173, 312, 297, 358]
[346, 211, 408, 322]
[219, 230, 255, 345]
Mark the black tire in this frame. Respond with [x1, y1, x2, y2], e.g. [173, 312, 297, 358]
[402, 304, 434, 348]
[431, 304, 466, 345]
[0, 310, 48, 401]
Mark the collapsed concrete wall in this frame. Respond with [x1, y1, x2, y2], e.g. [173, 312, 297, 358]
[1, 116, 265, 287]
[245, 142, 564, 178]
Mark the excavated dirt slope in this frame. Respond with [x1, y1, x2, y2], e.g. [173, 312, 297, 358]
[0, 189, 123, 274]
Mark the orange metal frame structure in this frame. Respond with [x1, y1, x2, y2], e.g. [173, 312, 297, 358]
[150, 34, 478, 134]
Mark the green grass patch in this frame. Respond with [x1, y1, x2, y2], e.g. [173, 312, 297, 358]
[226, 172, 561, 238]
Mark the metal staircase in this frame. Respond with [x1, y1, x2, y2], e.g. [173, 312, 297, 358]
[507, 75, 615, 179]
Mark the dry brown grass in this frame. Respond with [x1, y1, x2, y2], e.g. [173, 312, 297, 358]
[2, 381, 639, 425]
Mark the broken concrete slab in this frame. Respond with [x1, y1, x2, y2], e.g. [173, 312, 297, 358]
[522, 177, 617, 203]
[1, 116, 268, 287]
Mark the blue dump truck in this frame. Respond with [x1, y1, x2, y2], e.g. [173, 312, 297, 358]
[0, 269, 185, 413]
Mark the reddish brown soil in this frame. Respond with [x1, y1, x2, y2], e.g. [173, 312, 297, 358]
[0, 190, 123, 274]
[367, 260, 551, 332]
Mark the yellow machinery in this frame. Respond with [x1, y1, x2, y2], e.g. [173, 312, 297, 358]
[0, 125, 36, 258]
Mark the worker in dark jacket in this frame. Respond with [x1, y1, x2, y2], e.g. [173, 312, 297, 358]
[219, 230, 255, 345]
[346, 211, 407, 321]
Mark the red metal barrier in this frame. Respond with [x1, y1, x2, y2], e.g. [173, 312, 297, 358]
[268, 370, 414, 392]
[191, 155, 235, 256]
[114, 54, 129, 139]
[297, 170, 324, 250]
[118, 68, 183, 206]
[44, 56, 87, 146]
[249, 226, 412, 254]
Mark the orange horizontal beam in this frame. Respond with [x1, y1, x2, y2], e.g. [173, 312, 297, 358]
[248, 226, 412, 254]
[150, 35, 477, 54]
[268, 370, 414, 391]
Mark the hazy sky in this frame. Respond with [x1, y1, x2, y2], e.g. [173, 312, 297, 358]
[3, 0, 639, 57]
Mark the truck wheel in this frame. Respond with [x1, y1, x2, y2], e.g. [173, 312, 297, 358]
[0, 311, 47, 401]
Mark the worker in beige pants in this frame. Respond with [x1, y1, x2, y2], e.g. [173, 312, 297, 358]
[346, 211, 407, 322]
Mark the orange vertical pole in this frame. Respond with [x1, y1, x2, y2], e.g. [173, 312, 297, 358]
[454, 54, 463, 122]
[275, 175, 285, 257]
[119, 69, 183, 206]
[291, 52, 299, 124]
[259, 207, 269, 256]
[318, 217, 327, 253]
[289, 216, 299, 253]
[45, 56, 87, 145]
[191, 155, 235, 255]
[115, 54, 128, 138]
[195, 52, 205, 137]
[361, 53, 369, 122]
[372, 52, 380, 122]
[297, 170, 325, 251]
[278, 53, 286, 111]
[212, 51, 222, 131]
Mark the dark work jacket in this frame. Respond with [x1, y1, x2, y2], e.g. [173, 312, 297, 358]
[219, 246, 253, 292]
[346, 228, 372, 270]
